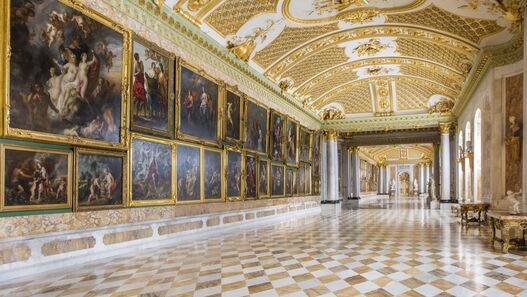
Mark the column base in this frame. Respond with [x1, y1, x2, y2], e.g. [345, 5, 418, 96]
[321, 200, 341, 204]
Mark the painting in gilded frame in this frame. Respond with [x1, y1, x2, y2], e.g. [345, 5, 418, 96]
[258, 159, 270, 198]
[130, 35, 175, 138]
[130, 135, 174, 206]
[299, 128, 311, 163]
[271, 164, 285, 197]
[203, 148, 223, 201]
[176, 143, 201, 203]
[312, 133, 321, 177]
[5, 0, 130, 149]
[75, 148, 126, 211]
[226, 148, 243, 201]
[270, 110, 284, 162]
[299, 165, 305, 195]
[285, 169, 293, 197]
[292, 169, 298, 196]
[305, 165, 312, 195]
[245, 99, 268, 154]
[285, 118, 299, 166]
[245, 154, 257, 200]
[1, 143, 72, 211]
[177, 63, 220, 145]
[224, 87, 243, 143]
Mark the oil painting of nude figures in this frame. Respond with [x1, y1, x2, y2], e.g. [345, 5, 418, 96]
[75, 149, 125, 211]
[8, 0, 128, 146]
[224, 90, 242, 143]
[178, 66, 219, 144]
[131, 137, 173, 205]
[1, 144, 71, 211]
[245, 100, 268, 154]
[176, 144, 201, 202]
[131, 38, 174, 137]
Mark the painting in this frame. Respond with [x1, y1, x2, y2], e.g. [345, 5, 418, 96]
[299, 165, 305, 194]
[299, 128, 311, 163]
[245, 99, 268, 154]
[270, 110, 284, 161]
[271, 164, 285, 197]
[6, 0, 130, 148]
[305, 165, 311, 195]
[224, 88, 243, 143]
[1, 144, 72, 211]
[75, 148, 126, 211]
[226, 148, 243, 200]
[292, 169, 298, 195]
[285, 169, 293, 196]
[177, 63, 220, 145]
[203, 148, 223, 201]
[245, 154, 257, 199]
[258, 159, 270, 198]
[130, 36, 174, 137]
[312, 133, 321, 177]
[130, 135, 174, 206]
[176, 143, 201, 202]
[285, 118, 299, 165]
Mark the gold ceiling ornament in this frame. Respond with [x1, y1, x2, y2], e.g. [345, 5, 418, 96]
[428, 99, 455, 116]
[395, 80, 435, 111]
[314, 0, 369, 13]
[459, 0, 525, 32]
[278, 77, 294, 94]
[326, 130, 339, 140]
[341, 8, 381, 23]
[438, 122, 452, 134]
[319, 107, 346, 120]
[151, 0, 166, 7]
[354, 39, 388, 56]
[226, 20, 276, 62]
[373, 79, 394, 117]
[187, 0, 212, 11]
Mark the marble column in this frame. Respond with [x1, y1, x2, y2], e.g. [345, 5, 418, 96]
[440, 123, 451, 201]
[341, 145, 351, 199]
[378, 164, 384, 194]
[350, 147, 361, 199]
[418, 162, 425, 195]
[320, 133, 328, 201]
[523, 13, 527, 212]
[433, 143, 440, 200]
[425, 162, 431, 191]
[325, 131, 339, 203]
[384, 166, 390, 195]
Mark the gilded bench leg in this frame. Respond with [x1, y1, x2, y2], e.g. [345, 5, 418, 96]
[502, 226, 511, 253]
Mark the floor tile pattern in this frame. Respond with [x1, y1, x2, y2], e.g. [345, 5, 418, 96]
[2, 199, 527, 296]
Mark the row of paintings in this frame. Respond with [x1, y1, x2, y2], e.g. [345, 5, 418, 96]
[2, 0, 316, 166]
[0, 138, 313, 212]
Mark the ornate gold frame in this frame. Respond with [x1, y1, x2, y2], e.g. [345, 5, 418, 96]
[271, 164, 286, 198]
[223, 85, 244, 145]
[285, 168, 293, 197]
[270, 109, 286, 162]
[130, 34, 176, 138]
[129, 133, 176, 206]
[0, 143, 73, 212]
[299, 127, 313, 163]
[74, 148, 128, 211]
[244, 97, 269, 156]
[244, 153, 258, 200]
[175, 141, 204, 204]
[1, 0, 131, 150]
[203, 146, 225, 202]
[257, 158, 270, 198]
[285, 117, 300, 167]
[224, 146, 244, 202]
[312, 132, 321, 177]
[176, 60, 223, 147]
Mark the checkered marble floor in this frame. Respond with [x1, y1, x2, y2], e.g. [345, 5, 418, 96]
[3, 199, 527, 297]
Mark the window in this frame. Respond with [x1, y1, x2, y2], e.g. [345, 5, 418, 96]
[465, 122, 472, 202]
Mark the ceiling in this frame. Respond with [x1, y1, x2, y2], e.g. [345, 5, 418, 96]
[362, 143, 434, 163]
[168, 0, 523, 119]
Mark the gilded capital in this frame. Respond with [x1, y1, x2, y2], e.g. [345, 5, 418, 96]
[327, 130, 338, 140]
[349, 146, 360, 153]
[439, 122, 451, 134]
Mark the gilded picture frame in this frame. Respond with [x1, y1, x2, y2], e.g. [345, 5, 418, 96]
[305, 164, 312, 195]
[2, 0, 131, 150]
[257, 158, 270, 198]
[74, 148, 127, 211]
[130, 34, 175, 138]
[129, 133, 175, 206]
[176, 60, 222, 147]
[203, 146, 225, 202]
[244, 153, 258, 200]
[285, 168, 293, 197]
[244, 97, 269, 155]
[270, 164, 285, 198]
[175, 141, 203, 204]
[270, 109, 285, 162]
[285, 117, 299, 166]
[299, 127, 312, 163]
[223, 85, 244, 144]
[225, 146, 244, 202]
[0, 143, 73, 212]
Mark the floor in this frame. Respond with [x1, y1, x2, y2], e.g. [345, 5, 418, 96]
[3, 199, 527, 297]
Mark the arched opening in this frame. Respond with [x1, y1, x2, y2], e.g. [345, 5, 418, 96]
[458, 132, 464, 202]
[399, 172, 410, 197]
[474, 109, 482, 202]
[465, 122, 472, 202]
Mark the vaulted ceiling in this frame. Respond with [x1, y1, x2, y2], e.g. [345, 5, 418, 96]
[362, 144, 434, 163]
[168, 0, 523, 119]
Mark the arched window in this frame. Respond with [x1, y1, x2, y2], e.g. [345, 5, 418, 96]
[458, 132, 464, 202]
[465, 122, 472, 202]
[474, 110, 482, 202]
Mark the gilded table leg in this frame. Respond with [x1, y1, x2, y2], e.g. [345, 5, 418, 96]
[491, 217, 496, 244]
[502, 226, 511, 253]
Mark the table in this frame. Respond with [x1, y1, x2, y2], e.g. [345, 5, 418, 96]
[489, 211, 527, 253]
[459, 203, 490, 225]
[451, 204, 460, 217]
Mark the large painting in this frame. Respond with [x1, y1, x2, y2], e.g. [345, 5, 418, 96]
[285, 169, 293, 197]
[285, 118, 299, 166]
[245, 155, 257, 199]
[204, 148, 223, 201]
[130, 36, 174, 137]
[176, 143, 201, 202]
[292, 169, 298, 195]
[130, 135, 174, 206]
[299, 165, 305, 195]
[226, 149, 242, 200]
[270, 110, 284, 161]
[178, 64, 220, 145]
[1, 144, 72, 211]
[6, 0, 130, 148]
[224, 88, 243, 143]
[312, 133, 321, 177]
[271, 164, 285, 197]
[258, 159, 270, 198]
[305, 165, 311, 195]
[245, 99, 268, 154]
[299, 128, 311, 163]
[75, 148, 126, 211]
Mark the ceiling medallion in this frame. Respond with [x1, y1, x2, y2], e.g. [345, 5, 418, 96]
[187, 0, 212, 12]
[459, 0, 525, 32]
[226, 20, 276, 62]
[354, 39, 388, 56]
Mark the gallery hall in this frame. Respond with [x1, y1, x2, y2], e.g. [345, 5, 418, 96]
[0, 0, 527, 296]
